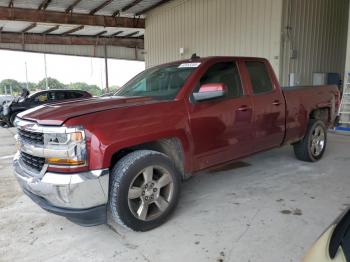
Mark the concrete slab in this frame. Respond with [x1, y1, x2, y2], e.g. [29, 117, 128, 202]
[0, 127, 349, 262]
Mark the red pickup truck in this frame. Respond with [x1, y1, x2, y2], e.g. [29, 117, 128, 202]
[13, 56, 340, 231]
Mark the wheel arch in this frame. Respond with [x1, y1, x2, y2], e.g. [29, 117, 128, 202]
[107, 136, 190, 180]
[309, 107, 331, 126]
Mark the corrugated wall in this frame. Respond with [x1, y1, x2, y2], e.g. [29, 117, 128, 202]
[280, 0, 349, 86]
[344, 4, 350, 82]
[145, 0, 283, 76]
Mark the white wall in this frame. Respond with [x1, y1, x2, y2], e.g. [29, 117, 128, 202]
[280, 0, 349, 86]
[344, 2, 350, 84]
[145, 0, 283, 76]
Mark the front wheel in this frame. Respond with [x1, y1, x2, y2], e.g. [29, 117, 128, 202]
[108, 150, 181, 232]
[293, 119, 327, 162]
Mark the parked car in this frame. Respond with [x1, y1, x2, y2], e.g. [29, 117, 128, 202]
[0, 95, 15, 105]
[303, 208, 350, 262]
[13, 56, 340, 231]
[0, 89, 92, 127]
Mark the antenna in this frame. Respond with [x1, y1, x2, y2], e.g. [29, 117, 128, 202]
[190, 53, 200, 60]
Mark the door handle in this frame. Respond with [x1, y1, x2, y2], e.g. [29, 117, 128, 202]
[237, 105, 251, 111]
[272, 100, 281, 106]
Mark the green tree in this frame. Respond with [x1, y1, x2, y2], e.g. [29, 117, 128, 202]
[37, 77, 66, 90]
[108, 85, 121, 94]
[0, 79, 22, 95]
[67, 82, 103, 96]
[19, 82, 37, 92]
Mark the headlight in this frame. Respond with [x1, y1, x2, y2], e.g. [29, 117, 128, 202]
[43, 128, 87, 168]
[45, 133, 70, 144]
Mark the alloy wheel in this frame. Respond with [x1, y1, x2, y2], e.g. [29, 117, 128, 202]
[310, 125, 325, 157]
[127, 165, 174, 221]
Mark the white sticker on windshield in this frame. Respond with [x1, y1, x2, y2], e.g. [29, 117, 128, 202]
[178, 62, 201, 68]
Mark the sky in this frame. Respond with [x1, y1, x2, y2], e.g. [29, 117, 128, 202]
[0, 50, 145, 89]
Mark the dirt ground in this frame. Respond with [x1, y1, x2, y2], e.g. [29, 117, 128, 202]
[1, 127, 350, 262]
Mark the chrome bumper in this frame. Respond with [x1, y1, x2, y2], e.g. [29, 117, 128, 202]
[13, 153, 109, 209]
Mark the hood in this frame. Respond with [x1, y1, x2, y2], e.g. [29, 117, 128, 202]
[18, 96, 155, 126]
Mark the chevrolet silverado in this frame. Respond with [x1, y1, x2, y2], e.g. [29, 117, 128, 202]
[13, 56, 340, 231]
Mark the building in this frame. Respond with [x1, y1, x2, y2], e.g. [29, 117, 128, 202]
[145, 0, 349, 87]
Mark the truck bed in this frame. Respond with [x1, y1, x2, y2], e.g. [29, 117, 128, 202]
[282, 85, 340, 144]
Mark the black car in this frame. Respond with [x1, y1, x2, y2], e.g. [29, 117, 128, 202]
[0, 89, 92, 127]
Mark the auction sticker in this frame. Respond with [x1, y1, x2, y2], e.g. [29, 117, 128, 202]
[178, 62, 201, 68]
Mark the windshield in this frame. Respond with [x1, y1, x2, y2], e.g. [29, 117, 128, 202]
[28, 91, 40, 98]
[115, 64, 197, 100]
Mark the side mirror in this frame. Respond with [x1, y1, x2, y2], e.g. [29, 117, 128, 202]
[193, 83, 227, 102]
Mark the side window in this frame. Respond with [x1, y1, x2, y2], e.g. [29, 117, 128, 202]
[194, 62, 243, 99]
[70, 92, 84, 99]
[48, 91, 56, 101]
[245, 61, 274, 94]
[33, 93, 48, 103]
[55, 92, 67, 100]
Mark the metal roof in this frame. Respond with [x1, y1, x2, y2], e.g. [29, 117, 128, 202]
[0, 0, 168, 38]
[0, 0, 171, 60]
[0, 0, 166, 16]
[0, 19, 145, 37]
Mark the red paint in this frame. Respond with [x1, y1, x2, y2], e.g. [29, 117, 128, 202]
[20, 57, 340, 175]
[198, 83, 227, 92]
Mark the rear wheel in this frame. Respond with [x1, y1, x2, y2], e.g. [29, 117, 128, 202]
[108, 150, 181, 232]
[293, 119, 327, 162]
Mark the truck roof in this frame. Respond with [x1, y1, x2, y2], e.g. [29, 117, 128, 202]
[155, 56, 269, 68]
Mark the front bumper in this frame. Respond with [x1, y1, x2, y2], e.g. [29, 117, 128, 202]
[13, 154, 109, 226]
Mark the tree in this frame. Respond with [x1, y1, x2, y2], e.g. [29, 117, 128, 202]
[0, 79, 22, 95]
[108, 85, 121, 94]
[67, 82, 103, 96]
[19, 82, 37, 92]
[37, 77, 66, 90]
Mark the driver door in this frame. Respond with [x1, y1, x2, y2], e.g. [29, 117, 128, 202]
[187, 61, 254, 171]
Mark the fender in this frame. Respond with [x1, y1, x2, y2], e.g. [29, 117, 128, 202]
[89, 128, 193, 173]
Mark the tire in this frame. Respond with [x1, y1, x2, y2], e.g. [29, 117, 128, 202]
[108, 150, 181, 232]
[9, 112, 18, 127]
[293, 119, 327, 162]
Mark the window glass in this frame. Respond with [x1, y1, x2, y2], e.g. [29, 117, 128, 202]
[116, 64, 196, 100]
[70, 92, 84, 99]
[49, 91, 66, 101]
[194, 62, 243, 99]
[245, 61, 274, 94]
[33, 92, 48, 103]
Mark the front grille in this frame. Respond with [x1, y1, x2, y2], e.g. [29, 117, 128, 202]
[20, 151, 45, 171]
[18, 129, 44, 145]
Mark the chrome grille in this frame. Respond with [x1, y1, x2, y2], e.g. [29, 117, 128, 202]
[18, 129, 44, 145]
[20, 151, 45, 171]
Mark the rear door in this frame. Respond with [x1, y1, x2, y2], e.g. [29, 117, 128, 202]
[188, 60, 254, 170]
[243, 60, 286, 152]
